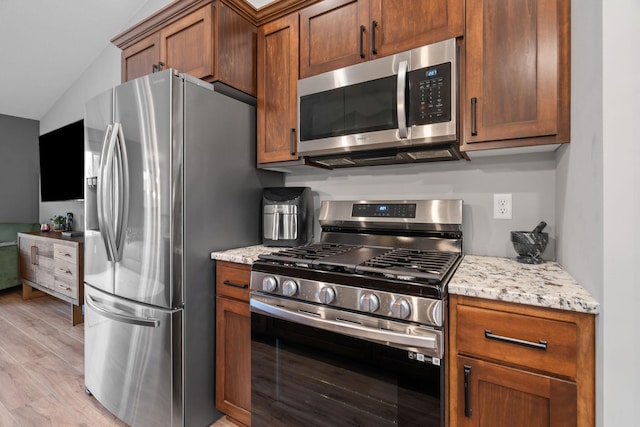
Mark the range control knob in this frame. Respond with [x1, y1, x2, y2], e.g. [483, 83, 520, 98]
[390, 298, 412, 319]
[282, 279, 298, 296]
[262, 276, 277, 293]
[318, 287, 336, 304]
[359, 293, 380, 313]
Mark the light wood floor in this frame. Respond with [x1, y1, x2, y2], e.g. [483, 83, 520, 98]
[0, 286, 237, 427]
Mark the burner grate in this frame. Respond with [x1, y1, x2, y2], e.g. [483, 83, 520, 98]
[259, 243, 359, 266]
[356, 249, 460, 281]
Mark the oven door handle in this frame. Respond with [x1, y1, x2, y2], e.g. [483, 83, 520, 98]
[250, 298, 439, 352]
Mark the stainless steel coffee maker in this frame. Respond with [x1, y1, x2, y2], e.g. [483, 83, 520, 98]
[262, 187, 313, 247]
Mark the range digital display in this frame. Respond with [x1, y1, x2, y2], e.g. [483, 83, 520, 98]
[352, 203, 417, 218]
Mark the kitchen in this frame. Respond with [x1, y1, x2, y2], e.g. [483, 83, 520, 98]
[0, 0, 637, 426]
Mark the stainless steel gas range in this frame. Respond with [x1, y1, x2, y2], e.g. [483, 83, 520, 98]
[250, 199, 463, 427]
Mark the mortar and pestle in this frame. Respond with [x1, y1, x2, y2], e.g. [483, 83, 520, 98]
[510, 221, 548, 264]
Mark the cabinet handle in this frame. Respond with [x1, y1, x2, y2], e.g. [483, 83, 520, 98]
[223, 280, 249, 289]
[152, 62, 165, 73]
[359, 25, 366, 58]
[290, 128, 296, 156]
[30, 246, 37, 265]
[464, 365, 472, 417]
[471, 97, 478, 136]
[57, 267, 73, 275]
[371, 21, 378, 55]
[484, 329, 548, 350]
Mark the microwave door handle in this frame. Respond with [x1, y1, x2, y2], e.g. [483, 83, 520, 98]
[397, 60, 408, 139]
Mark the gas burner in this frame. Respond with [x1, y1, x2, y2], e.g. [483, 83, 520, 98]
[356, 249, 460, 282]
[259, 243, 359, 266]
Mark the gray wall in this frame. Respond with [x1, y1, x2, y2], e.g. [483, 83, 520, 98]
[0, 114, 39, 223]
[286, 153, 557, 259]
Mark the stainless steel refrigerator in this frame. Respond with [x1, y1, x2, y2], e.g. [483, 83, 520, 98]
[83, 70, 282, 427]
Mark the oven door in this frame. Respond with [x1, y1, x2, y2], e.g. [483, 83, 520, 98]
[250, 294, 444, 427]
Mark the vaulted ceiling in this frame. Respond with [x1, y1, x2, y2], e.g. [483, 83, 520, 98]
[0, 0, 274, 121]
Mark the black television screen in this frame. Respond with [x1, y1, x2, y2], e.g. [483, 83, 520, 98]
[39, 120, 84, 202]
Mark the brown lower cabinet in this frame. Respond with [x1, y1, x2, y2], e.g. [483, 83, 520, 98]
[215, 261, 251, 426]
[449, 295, 595, 427]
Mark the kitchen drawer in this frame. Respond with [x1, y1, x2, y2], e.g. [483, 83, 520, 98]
[216, 261, 251, 302]
[54, 243, 78, 264]
[455, 304, 578, 378]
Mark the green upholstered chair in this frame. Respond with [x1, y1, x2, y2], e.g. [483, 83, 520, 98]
[0, 223, 40, 291]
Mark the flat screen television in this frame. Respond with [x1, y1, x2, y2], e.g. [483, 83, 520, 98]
[39, 119, 84, 202]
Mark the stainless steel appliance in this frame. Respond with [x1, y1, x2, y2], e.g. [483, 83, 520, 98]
[83, 69, 282, 427]
[297, 38, 462, 168]
[250, 199, 463, 427]
[262, 187, 313, 247]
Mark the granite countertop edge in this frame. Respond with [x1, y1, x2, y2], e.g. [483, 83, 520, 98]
[211, 247, 600, 315]
[449, 255, 600, 315]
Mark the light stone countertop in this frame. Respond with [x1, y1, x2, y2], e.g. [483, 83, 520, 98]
[449, 255, 599, 314]
[210, 245, 286, 265]
[211, 246, 600, 315]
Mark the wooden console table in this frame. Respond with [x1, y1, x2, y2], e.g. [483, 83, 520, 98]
[17, 231, 84, 325]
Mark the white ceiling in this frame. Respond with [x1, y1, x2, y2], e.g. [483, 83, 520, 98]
[0, 0, 275, 122]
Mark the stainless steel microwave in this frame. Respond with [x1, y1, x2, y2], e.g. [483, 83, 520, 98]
[297, 38, 461, 168]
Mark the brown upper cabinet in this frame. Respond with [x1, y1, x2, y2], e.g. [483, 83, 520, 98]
[114, 0, 257, 96]
[460, 0, 570, 152]
[257, 13, 300, 164]
[299, 0, 463, 78]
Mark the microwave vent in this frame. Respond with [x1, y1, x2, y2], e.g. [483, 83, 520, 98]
[406, 149, 455, 160]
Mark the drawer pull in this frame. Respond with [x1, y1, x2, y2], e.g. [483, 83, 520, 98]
[223, 280, 248, 289]
[463, 365, 472, 417]
[484, 329, 548, 350]
[57, 268, 73, 275]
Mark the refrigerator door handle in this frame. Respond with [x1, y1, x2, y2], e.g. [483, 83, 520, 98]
[97, 123, 117, 262]
[113, 123, 130, 262]
[85, 295, 161, 327]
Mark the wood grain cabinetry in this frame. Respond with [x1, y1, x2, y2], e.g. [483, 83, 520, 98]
[18, 232, 84, 325]
[460, 0, 570, 152]
[449, 295, 595, 427]
[115, 0, 256, 96]
[257, 13, 299, 164]
[215, 261, 251, 426]
[299, 0, 463, 78]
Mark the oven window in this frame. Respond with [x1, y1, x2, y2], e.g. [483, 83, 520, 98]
[299, 76, 398, 141]
[251, 313, 443, 427]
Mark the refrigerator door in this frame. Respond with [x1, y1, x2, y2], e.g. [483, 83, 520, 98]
[84, 284, 182, 426]
[84, 88, 116, 295]
[113, 71, 178, 308]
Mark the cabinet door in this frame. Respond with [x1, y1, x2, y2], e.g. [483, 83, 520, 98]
[456, 356, 577, 427]
[122, 34, 160, 82]
[369, 0, 463, 58]
[215, 296, 251, 426]
[462, 0, 570, 149]
[257, 14, 299, 164]
[299, 0, 369, 78]
[159, 5, 213, 80]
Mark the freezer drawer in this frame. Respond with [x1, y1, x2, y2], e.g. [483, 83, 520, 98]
[84, 285, 182, 427]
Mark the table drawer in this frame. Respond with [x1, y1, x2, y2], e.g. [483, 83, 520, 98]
[455, 304, 578, 378]
[216, 262, 250, 302]
[54, 243, 77, 264]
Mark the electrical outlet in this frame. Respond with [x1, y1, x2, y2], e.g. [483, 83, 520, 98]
[493, 193, 513, 219]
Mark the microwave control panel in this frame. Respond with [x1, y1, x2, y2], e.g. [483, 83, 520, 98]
[408, 62, 452, 126]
